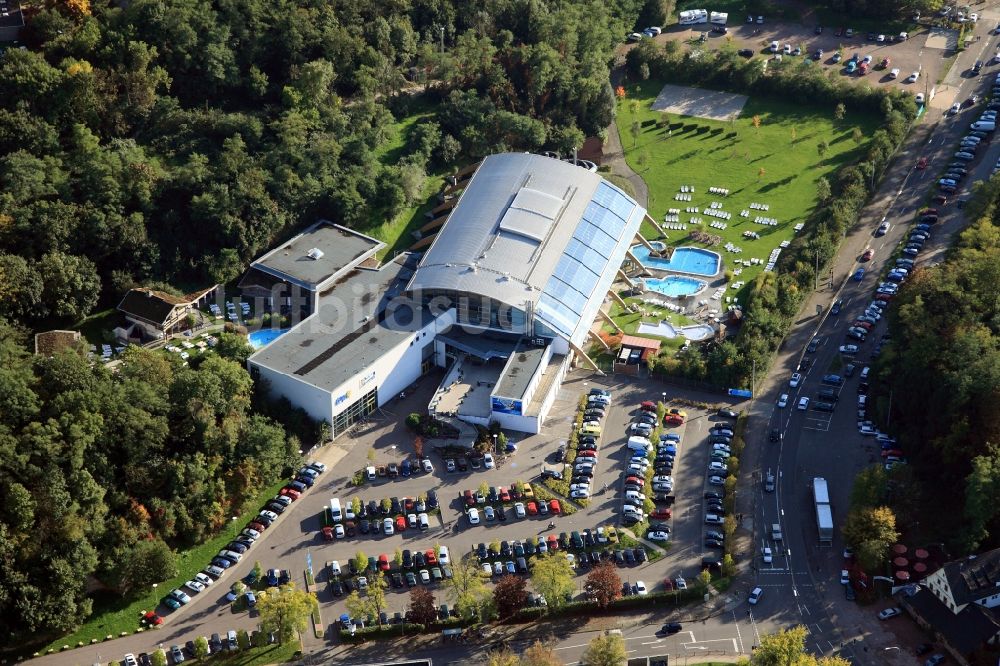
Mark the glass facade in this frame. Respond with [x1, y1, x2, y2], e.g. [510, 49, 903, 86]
[331, 388, 378, 438]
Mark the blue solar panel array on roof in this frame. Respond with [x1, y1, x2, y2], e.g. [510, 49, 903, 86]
[536, 182, 637, 337]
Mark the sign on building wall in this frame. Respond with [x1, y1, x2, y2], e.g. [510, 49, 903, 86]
[491, 396, 523, 415]
[335, 391, 352, 406]
[360, 370, 376, 388]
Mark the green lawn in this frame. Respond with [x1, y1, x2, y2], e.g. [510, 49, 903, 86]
[73, 308, 124, 347]
[616, 81, 873, 308]
[43, 479, 289, 654]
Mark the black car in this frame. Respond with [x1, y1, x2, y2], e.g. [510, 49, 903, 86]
[659, 622, 683, 634]
[701, 558, 722, 571]
[704, 538, 725, 549]
[634, 548, 647, 563]
[738, 48, 754, 58]
[295, 474, 315, 488]
[704, 491, 723, 500]
[390, 497, 402, 514]
[497, 504, 507, 521]
[717, 408, 738, 419]
[807, 337, 821, 353]
[426, 489, 438, 509]
[209, 634, 223, 654]
[226, 541, 248, 554]
[330, 579, 344, 595]
[391, 573, 404, 588]
[414, 551, 426, 567]
[138, 654, 152, 666]
[265, 501, 285, 514]
[831, 299, 843, 315]
[769, 428, 781, 442]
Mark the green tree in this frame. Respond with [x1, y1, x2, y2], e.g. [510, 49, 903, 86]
[150, 651, 167, 666]
[842, 506, 899, 570]
[448, 556, 491, 621]
[817, 140, 829, 157]
[816, 177, 831, 201]
[834, 103, 846, 120]
[852, 127, 864, 145]
[193, 637, 209, 658]
[258, 584, 315, 645]
[116, 538, 178, 597]
[530, 553, 575, 610]
[581, 632, 627, 666]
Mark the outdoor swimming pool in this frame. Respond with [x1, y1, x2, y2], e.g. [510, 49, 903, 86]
[644, 275, 707, 298]
[632, 245, 721, 277]
[637, 321, 716, 341]
[248, 328, 290, 349]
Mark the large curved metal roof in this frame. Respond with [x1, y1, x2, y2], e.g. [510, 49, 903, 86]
[406, 153, 645, 344]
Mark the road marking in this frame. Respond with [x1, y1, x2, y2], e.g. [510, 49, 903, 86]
[732, 611, 745, 653]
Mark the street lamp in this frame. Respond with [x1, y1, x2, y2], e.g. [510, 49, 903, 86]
[492, 434, 498, 455]
[232, 516, 239, 538]
[661, 391, 666, 406]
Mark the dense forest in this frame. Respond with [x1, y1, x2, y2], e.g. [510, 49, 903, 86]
[0, 0, 666, 327]
[0, 323, 305, 643]
[873, 188, 1000, 554]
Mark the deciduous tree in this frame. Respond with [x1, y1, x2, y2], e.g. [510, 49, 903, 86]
[581, 632, 627, 666]
[257, 583, 315, 645]
[842, 506, 898, 570]
[408, 587, 437, 625]
[493, 574, 527, 619]
[530, 553, 575, 610]
[586, 561, 621, 608]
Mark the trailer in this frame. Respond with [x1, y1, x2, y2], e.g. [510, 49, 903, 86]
[710, 11, 728, 24]
[816, 503, 834, 545]
[679, 9, 708, 25]
[812, 477, 830, 505]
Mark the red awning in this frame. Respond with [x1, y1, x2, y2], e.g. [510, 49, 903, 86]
[895, 570, 911, 581]
[892, 543, 908, 555]
[893, 557, 909, 568]
[915, 549, 929, 560]
[620, 335, 661, 351]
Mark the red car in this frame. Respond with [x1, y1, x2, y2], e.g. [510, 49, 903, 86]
[932, 194, 948, 205]
[499, 487, 511, 502]
[547, 535, 559, 551]
[526, 501, 539, 515]
[425, 550, 438, 565]
[881, 449, 904, 458]
[875, 293, 893, 302]
[861, 248, 874, 261]
[650, 508, 673, 520]
[321, 526, 334, 541]
[916, 157, 928, 170]
[247, 521, 266, 532]
[142, 611, 163, 626]
[625, 476, 645, 487]
[640, 401, 657, 412]
[549, 499, 561, 514]
[463, 490, 475, 507]
[280, 487, 301, 500]
[663, 415, 683, 426]
[920, 208, 938, 216]
[853, 321, 873, 330]
[395, 516, 406, 532]
[378, 554, 391, 571]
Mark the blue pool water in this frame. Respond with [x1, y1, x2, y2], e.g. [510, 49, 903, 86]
[249, 328, 290, 349]
[645, 276, 707, 298]
[632, 245, 721, 276]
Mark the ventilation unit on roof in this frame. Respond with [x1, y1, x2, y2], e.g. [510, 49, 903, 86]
[306, 248, 324, 260]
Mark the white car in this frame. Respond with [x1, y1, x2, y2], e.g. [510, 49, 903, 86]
[329, 560, 342, 575]
[878, 607, 902, 620]
[194, 572, 214, 587]
[789, 373, 802, 388]
[705, 514, 724, 525]
[783, 43, 792, 55]
[438, 546, 450, 564]
[570, 483, 591, 492]
[950, 103, 962, 115]
[483, 506, 495, 521]
[708, 461, 727, 473]
[749, 586, 763, 604]
[797, 397, 810, 410]
[421, 458, 433, 473]
[383, 517, 394, 535]
[467, 508, 480, 525]
[777, 393, 789, 408]
[712, 443, 731, 454]
[839, 345, 859, 355]
[889, 68, 900, 79]
[647, 530, 670, 542]
[483, 453, 495, 469]
[675, 577, 687, 589]
[259, 510, 278, 522]
[907, 71, 919, 83]
[762, 547, 773, 564]
[184, 580, 205, 593]
[770, 40, 779, 53]
[514, 502, 526, 518]
[634, 581, 649, 595]
[840, 569, 850, 585]
[915, 92, 925, 104]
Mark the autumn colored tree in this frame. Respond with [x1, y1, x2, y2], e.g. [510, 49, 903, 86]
[522, 641, 562, 666]
[752, 114, 762, 132]
[586, 562, 622, 609]
[493, 574, 528, 619]
[408, 587, 438, 625]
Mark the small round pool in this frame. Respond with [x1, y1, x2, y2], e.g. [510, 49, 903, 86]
[644, 276, 707, 298]
[632, 245, 721, 277]
[248, 328, 290, 349]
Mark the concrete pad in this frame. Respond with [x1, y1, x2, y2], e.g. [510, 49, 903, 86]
[650, 83, 749, 121]
[924, 27, 958, 50]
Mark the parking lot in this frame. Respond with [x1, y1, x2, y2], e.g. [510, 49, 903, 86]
[626, 18, 957, 97]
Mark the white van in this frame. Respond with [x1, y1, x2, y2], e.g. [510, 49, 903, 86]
[330, 498, 343, 523]
[971, 121, 996, 131]
[627, 436, 651, 452]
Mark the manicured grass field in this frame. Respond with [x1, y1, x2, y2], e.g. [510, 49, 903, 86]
[615, 80, 873, 314]
[43, 479, 289, 654]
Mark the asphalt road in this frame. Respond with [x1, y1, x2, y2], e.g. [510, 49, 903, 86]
[743, 13, 1000, 665]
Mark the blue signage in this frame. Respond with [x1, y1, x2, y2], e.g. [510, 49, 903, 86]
[335, 391, 351, 406]
[728, 388, 752, 398]
[491, 396, 523, 415]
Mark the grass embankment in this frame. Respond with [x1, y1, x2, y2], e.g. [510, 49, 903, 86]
[612, 84, 872, 336]
[43, 479, 289, 653]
